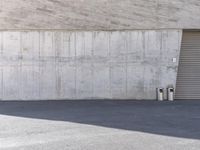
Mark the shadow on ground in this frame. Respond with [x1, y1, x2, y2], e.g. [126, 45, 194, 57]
[0, 100, 200, 140]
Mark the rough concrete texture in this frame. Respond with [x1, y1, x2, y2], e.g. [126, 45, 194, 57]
[0, 100, 200, 150]
[0, 30, 182, 100]
[0, 0, 200, 29]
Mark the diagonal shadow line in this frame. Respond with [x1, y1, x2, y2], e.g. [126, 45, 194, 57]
[0, 100, 200, 140]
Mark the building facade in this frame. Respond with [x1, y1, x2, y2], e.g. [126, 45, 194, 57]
[0, 0, 199, 100]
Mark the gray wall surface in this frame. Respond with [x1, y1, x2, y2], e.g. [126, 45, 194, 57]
[0, 30, 182, 100]
[0, 0, 200, 30]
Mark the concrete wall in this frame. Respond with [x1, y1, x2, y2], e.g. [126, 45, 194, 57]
[0, 0, 200, 30]
[0, 30, 182, 100]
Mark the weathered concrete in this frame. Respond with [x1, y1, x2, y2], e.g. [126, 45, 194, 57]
[0, 0, 200, 30]
[0, 100, 200, 150]
[0, 30, 182, 100]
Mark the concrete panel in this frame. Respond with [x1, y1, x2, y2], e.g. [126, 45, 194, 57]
[21, 32, 40, 58]
[110, 65, 127, 99]
[3, 65, 21, 100]
[143, 64, 160, 99]
[3, 32, 21, 56]
[40, 32, 55, 58]
[20, 32, 40, 100]
[0, 0, 200, 29]
[69, 33, 76, 58]
[59, 32, 71, 58]
[127, 31, 144, 63]
[93, 64, 110, 99]
[76, 64, 93, 99]
[0, 68, 2, 100]
[127, 64, 145, 100]
[144, 31, 161, 58]
[0, 30, 182, 100]
[76, 32, 85, 57]
[0, 32, 2, 99]
[93, 32, 109, 58]
[84, 32, 93, 57]
[39, 62, 57, 100]
[58, 63, 76, 99]
[20, 63, 40, 100]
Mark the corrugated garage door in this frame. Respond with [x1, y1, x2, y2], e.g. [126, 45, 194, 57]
[176, 31, 200, 100]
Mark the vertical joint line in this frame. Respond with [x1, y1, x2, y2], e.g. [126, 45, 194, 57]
[125, 32, 128, 97]
[74, 32, 77, 99]
[108, 32, 112, 98]
[38, 31, 41, 98]
[91, 32, 94, 98]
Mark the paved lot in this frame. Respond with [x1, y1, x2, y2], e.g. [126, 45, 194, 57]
[0, 100, 200, 150]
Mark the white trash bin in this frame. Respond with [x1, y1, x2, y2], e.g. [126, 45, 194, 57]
[157, 88, 164, 101]
[167, 88, 174, 101]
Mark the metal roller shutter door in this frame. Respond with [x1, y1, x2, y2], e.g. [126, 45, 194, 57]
[176, 31, 200, 100]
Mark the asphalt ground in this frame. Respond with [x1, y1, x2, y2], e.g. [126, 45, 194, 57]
[0, 100, 200, 150]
